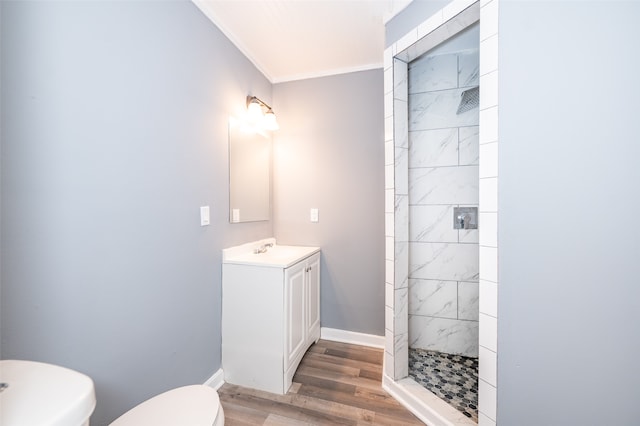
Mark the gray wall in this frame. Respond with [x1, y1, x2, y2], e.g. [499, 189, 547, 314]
[0, 1, 272, 424]
[273, 70, 385, 336]
[385, 0, 450, 47]
[498, 1, 640, 424]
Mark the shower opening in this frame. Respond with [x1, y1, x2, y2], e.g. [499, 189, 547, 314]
[406, 23, 480, 422]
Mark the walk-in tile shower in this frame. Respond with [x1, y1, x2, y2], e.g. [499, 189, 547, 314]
[406, 23, 480, 420]
[382, 0, 501, 423]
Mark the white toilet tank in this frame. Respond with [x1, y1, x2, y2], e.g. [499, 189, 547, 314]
[0, 359, 96, 426]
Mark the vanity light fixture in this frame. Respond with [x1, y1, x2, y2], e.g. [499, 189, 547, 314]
[246, 95, 279, 131]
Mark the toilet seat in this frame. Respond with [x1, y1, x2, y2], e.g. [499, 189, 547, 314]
[110, 384, 224, 426]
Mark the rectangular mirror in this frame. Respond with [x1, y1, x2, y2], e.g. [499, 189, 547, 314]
[228, 119, 271, 222]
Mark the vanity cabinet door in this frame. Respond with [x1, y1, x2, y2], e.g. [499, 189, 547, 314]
[306, 253, 321, 342]
[284, 260, 306, 372]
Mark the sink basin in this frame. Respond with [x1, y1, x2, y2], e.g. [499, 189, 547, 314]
[223, 239, 319, 268]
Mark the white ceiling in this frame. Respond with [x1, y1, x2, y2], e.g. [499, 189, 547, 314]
[192, 0, 411, 83]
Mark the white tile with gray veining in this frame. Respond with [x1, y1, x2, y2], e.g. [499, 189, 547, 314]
[385, 259, 394, 285]
[394, 332, 409, 377]
[385, 140, 394, 166]
[384, 115, 393, 142]
[384, 347, 394, 377]
[459, 125, 479, 166]
[409, 242, 479, 282]
[409, 279, 458, 319]
[458, 281, 479, 321]
[459, 228, 479, 244]
[409, 166, 479, 205]
[409, 128, 459, 168]
[385, 164, 394, 189]
[385, 283, 394, 309]
[408, 53, 458, 94]
[409, 205, 458, 243]
[394, 59, 408, 102]
[409, 89, 480, 131]
[385, 236, 394, 260]
[394, 241, 409, 289]
[385, 213, 394, 239]
[394, 99, 409, 148]
[409, 316, 479, 357]
[395, 195, 409, 242]
[394, 147, 408, 195]
[458, 49, 480, 88]
[385, 189, 394, 214]
[394, 287, 409, 334]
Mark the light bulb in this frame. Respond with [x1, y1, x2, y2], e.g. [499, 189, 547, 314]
[263, 110, 279, 131]
[247, 100, 263, 124]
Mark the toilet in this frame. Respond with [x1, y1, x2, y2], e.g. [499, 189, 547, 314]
[0, 360, 224, 426]
[110, 384, 224, 426]
[0, 359, 96, 426]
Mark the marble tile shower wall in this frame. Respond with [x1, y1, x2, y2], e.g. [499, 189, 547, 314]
[407, 50, 479, 358]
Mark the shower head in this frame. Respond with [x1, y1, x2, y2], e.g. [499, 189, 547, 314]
[456, 86, 479, 115]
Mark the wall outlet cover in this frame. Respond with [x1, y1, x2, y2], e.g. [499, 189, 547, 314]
[310, 208, 319, 223]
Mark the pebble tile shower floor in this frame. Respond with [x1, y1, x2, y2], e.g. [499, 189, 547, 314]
[408, 348, 479, 422]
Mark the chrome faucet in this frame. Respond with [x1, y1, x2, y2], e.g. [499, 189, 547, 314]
[253, 243, 274, 254]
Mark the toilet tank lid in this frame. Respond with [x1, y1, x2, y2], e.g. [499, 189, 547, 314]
[110, 385, 220, 426]
[0, 359, 96, 426]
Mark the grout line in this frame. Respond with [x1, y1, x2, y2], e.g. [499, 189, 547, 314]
[408, 313, 479, 323]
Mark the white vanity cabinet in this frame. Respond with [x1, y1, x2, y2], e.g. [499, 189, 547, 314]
[222, 241, 320, 395]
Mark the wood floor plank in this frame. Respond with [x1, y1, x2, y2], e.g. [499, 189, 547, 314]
[308, 344, 328, 354]
[222, 391, 357, 425]
[298, 343, 383, 387]
[219, 399, 269, 425]
[317, 340, 383, 356]
[369, 411, 426, 426]
[288, 382, 302, 394]
[293, 373, 358, 394]
[324, 347, 383, 365]
[295, 364, 383, 391]
[303, 350, 383, 375]
[300, 355, 362, 377]
[222, 383, 376, 424]
[264, 414, 316, 425]
[296, 382, 412, 416]
[354, 387, 405, 406]
[358, 366, 382, 381]
[218, 340, 423, 425]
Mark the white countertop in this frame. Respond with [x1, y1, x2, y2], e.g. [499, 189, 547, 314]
[223, 238, 320, 268]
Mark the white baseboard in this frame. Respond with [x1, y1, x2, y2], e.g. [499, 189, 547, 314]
[320, 327, 384, 348]
[203, 368, 225, 390]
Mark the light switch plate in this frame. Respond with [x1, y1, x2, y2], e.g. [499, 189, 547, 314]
[310, 208, 319, 223]
[200, 206, 210, 226]
[232, 209, 240, 223]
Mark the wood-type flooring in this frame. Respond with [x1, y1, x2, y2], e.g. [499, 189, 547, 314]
[218, 339, 424, 425]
